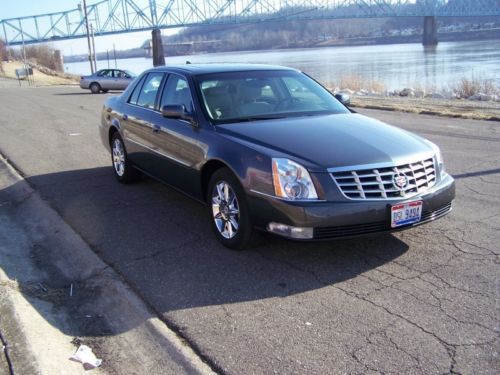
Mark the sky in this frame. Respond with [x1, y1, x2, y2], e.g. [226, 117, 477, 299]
[0, 0, 179, 55]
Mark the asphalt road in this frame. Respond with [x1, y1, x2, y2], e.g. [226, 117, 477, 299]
[0, 85, 498, 375]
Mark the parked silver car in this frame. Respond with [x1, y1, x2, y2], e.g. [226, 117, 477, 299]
[80, 69, 136, 94]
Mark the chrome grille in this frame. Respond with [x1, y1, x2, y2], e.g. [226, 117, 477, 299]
[331, 157, 436, 200]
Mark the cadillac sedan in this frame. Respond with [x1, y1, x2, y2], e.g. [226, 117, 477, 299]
[99, 64, 455, 249]
[80, 69, 136, 93]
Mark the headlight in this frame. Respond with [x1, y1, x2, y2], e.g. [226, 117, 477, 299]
[424, 140, 446, 178]
[435, 147, 446, 177]
[272, 158, 318, 200]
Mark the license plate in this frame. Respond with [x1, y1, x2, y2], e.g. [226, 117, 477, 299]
[391, 201, 423, 228]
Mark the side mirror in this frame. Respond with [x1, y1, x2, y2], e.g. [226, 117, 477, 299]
[161, 105, 196, 125]
[335, 93, 351, 106]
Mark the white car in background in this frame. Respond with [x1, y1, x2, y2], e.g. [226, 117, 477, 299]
[80, 69, 136, 94]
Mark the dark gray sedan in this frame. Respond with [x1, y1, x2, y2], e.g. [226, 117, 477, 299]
[80, 69, 136, 93]
[99, 64, 455, 249]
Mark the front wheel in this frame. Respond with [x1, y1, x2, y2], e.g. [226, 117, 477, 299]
[207, 168, 252, 250]
[111, 133, 140, 183]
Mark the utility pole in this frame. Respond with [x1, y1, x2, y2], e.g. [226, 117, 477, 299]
[82, 0, 94, 74]
[19, 23, 33, 86]
[90, 23, 97, 72]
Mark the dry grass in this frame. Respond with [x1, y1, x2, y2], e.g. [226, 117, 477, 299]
[451, 77, 499, 98]
[325, 74, 499, 99]
[1, 61, 77, 86]
[324, 74, 387, 93]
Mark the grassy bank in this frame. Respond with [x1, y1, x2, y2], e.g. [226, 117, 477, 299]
[324, 74, 500, 121]
[1, 61, 78, 86]
[349, 96, 500, 121]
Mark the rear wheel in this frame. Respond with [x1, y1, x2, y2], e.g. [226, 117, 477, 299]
[111, 133, 140, 183]
[207, 168, 252, 250]
[90, 82, 101, 94]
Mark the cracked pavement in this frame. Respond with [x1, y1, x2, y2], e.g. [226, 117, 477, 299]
[0, 86, 498, 374]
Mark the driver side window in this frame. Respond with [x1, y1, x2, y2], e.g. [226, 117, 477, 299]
[160, 75, 193, 112]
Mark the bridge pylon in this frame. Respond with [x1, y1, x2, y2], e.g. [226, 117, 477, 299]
[152, 28, 165, 67]
[423, 16, 438, 46]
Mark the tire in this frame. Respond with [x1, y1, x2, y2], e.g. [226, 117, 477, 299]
[207, 168, 253, 250]
[90, 82, 101, 94]
[110, 132, 140, 183]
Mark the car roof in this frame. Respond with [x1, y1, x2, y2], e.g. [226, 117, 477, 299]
[142, 63, 299, 76]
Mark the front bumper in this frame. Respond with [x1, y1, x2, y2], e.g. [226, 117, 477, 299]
[248, 173, 455, 240]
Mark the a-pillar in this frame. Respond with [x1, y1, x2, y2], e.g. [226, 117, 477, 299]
[151, 28, 165, 67]
[423, 16, 438, 46]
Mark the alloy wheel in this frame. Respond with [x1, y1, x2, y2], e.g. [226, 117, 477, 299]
[112, 138, 126, 177]
[212, 180, 240, 239]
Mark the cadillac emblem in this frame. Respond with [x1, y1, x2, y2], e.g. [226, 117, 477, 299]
[392, 172, 409, 191]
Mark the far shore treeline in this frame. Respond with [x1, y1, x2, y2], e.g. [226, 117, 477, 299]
[64, 15, 500, 62]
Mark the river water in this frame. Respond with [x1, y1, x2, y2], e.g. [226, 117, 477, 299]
[65, 39, 500, 91]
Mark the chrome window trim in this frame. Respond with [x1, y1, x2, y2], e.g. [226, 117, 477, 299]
[125, 103, 195, 125]
[126, 103, 159, 113]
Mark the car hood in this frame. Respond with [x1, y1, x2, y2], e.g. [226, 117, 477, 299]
[216, 113, 434, 171]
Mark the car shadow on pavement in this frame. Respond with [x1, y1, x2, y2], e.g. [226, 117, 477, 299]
[53, 92, 117, 96]
[452, 167, 500, 179]
[2, 166, 409, 337]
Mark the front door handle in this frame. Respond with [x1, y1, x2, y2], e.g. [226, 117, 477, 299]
[152, 125, 161, 133]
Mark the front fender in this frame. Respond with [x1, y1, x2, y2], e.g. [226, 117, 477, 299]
[205, 133, 275, 197]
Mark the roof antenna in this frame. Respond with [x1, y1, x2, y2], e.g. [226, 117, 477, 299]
[186, 61, 191, 64]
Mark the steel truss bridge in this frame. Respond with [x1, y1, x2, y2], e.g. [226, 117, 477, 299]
[1, 0, 499, 46]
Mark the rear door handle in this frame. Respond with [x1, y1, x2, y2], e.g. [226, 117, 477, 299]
[152, 125, 161, 133]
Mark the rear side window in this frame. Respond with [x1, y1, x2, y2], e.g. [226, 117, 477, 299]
[128, 75, 147, 105]
[129, 73, 164, 109]
[114, 70, 127, 78]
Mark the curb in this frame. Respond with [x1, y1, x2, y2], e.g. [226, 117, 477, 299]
[0, 154, 216, 375]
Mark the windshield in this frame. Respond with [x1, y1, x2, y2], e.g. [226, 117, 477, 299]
[124, 70, 137, 78]
[196, 70, 349, 124]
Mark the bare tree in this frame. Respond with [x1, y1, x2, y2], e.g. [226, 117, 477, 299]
[0, 39, 6, 73]
[22, 44, 63, 72]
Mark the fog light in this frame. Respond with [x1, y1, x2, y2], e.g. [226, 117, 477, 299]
[267, 222, 314, 239]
